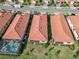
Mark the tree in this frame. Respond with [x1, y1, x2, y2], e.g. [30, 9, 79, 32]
[12, 0, 15, 2]
[74, 2, 79, 7]
[76, 50, 79, 56]
[73, 50, 79, 58]
[23, 0, 30, 5]
[49, 47, 54, 52]
[12, 0, 19, 4]
[40, 0, 42, 2]
[15, 0, 19, 4]
[44, 52, 48, 56]
[0, 0, 6, 3]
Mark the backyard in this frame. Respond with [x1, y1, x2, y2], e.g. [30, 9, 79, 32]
[0, 40, 79, 59]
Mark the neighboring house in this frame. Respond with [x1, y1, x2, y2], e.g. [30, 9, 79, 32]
[43, 0, 51, 5]
[30, 0, 51, 6]
[28, 14, 48, 43]
[67, 15, 79, 40]
[30, 0, 36, 6]
[50, 14, 74, 45]
[0, 12, 13, 37]
[7, 0, 12, 1]
[5, 0, 15, 4]
[54, 0, 65, 3]
[2, 13, 30, 41]
[6, 0, 24, 4]
[18, 0, 24, 3]
[65, 0, 76, 6]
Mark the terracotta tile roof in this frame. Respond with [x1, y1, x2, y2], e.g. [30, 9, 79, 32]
[2, 13, 30, 40]
[55, 0, 64, 2]
[67, 0, 76, 4]
[68, 15, 79, 36]
[0, 12, 2, 16]
[29, 14, 48, 42]
[50, 14, 73, 43]
[0, 12, 13, 32]
[18, 0, 24, 3]
[5, 1, 15, 4]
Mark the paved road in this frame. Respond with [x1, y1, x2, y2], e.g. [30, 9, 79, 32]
[0, 4, 79, 14]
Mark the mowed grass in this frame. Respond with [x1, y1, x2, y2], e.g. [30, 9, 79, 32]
[0, 41, 79, 59]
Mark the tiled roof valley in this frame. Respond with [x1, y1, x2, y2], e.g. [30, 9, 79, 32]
[39, 15, 48, 40]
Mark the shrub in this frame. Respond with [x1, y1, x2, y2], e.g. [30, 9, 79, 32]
[26, 51, 29, 55]
[73, 50, 79, 58]
[44, 42, 50, 48]
[69, 44, 75, 50]
[76, 50, 79, 56]
[30, 48, 34, 52]
[56, 50, 61, 56]
[49, 47, 54, 52]
[73, 55, 77, 58]
[44, 52, 48, 56]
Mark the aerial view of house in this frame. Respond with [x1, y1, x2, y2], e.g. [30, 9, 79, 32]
[0, 12, 14, 37]
[28, 14, 48, 43]
[50, 14, 74, 45]
[67, 15, 79, 40]
[55, 0, 64, 2]
[3, 13, 30, 40]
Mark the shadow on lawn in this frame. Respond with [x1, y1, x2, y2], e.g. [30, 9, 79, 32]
[44, 15, 52, 48]
[19, 14, 33, 55]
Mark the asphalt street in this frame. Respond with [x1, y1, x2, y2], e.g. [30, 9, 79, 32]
[0, 4, 79, 14]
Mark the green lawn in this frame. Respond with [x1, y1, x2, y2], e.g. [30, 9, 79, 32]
[0, 40, 79, 59]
